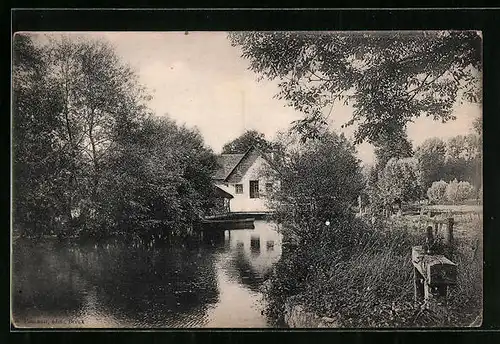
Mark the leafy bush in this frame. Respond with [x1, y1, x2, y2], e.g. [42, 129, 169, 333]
[98, 116, 218, 239]
[445, 179, 475, 205]
[427, 180, 448, 204]
[266, 131, 364, 227]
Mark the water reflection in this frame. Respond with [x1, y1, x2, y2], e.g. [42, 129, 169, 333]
[12, 220, 282, 328]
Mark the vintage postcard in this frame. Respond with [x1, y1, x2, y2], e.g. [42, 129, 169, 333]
[11, 30, 482, 328]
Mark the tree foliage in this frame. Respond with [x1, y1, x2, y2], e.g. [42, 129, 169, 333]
[427, 180, 448, 204]
[373, 126, 414, 170]
[98, 117, 218, 238]
[445, 179, 475, 205]
[229, 31, 482, 145]
[13, 34, 218, 239]
[13, 34, 67, 237]
[415, 137, 447, 190]
[414, 122, 482, 191]
[221, 129, 275, 154]
[267, 131, 364, 229]
[377, 157, 423, 205]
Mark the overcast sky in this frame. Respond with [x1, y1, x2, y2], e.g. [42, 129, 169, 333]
[53, 31, 482, 165]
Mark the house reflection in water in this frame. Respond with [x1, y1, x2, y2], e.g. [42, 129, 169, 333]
[223, 220, 282, 291]
[250, 235, 260, 255]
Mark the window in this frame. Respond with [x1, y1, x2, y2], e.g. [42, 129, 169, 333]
[249, 180, 259, 199]
[235, 184, 243, 194]
[265, 182, 273, 193]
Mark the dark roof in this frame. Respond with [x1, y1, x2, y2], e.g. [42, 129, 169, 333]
[214, 185, 234, 199]
[213, 153, 245, 180]
[213, 146, 280, 182]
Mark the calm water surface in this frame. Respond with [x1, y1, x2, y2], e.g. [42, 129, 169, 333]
[12, 220, 283, 328]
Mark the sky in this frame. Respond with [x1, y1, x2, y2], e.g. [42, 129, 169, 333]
[54, 31, 482, 165]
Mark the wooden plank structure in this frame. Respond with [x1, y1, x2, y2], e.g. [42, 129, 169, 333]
[412, 217, 457, 305]
[193, 213, 256, 244]
[200, 217, 255, 229]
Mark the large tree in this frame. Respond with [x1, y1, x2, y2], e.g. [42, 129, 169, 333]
[414, 118, 482, 192]
[373, 125, 414, 170]
[13, 34, 150, 236]
[415, 137, 447, 190]
[13, 34, 219, 239]
[44, 35, 151, 225]
[99, 116, 218, 239]
[228, 31, 482, 146]
[12, 34, 68, 237]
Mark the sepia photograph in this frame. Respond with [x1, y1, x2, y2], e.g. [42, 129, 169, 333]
[11, 30, 482, 329]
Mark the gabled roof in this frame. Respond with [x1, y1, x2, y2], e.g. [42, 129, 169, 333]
[213, 145, 280, 182]
[213, 153, 246, 180]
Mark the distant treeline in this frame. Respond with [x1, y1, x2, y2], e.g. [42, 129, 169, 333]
[12, 34, 219, 239]
[363, 120, 482, 213]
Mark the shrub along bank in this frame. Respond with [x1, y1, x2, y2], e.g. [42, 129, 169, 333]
[263, 215, 482, 328]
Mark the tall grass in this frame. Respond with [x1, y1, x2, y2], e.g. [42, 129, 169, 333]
[264, 215, 483, 327]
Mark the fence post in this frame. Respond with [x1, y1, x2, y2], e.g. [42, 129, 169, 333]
[445, 217, 454, 259]
[433, 221, 439, 239]
[425, 225, 434, 254]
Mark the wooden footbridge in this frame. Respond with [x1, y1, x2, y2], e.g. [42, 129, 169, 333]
[193, 211, 273, 243]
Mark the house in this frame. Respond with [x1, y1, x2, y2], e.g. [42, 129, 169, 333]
[212, 146, 279, 213]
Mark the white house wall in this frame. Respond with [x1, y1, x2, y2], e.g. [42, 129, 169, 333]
[217, 155, 278, 213]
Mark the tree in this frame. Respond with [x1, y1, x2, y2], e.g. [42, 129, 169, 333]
[99, 116, 218, 239]
[12, 34, 67, 237]
[229, 31, 481, 146]
[377, 157, 423, 207]
[444, 134, 481, 187]
[427, 180, 448, 204]
[13, 34, 220, 240]
[445, 179, 474, 204]
[13, 34, 150, 237]
[267, 130, 364, 229]
[415, 138, 447, 190]
[373, 125, 413, 170]
[44, 35, 151, 229]
[221, 129, 274, 154]
[414, 118, 482, 192]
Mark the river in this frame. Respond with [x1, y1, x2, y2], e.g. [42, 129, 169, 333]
[12, 220, 284, 328]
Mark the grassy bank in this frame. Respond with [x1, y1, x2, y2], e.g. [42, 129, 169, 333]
[264, 215, 482, 327]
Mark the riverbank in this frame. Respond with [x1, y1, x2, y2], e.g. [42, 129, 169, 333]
[264, 215, 483, 328]
[283, 296, 339, 328]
